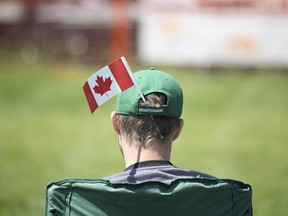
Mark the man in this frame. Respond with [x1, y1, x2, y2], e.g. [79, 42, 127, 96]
[105, 68, 215, 184]
[45, 69, 252, 216]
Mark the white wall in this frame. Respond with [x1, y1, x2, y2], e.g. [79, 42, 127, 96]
[138, 0, 288, 67]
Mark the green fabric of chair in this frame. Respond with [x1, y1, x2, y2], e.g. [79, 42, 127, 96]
[46, 178, 252, 216]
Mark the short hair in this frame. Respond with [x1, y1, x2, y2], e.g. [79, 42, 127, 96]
[117, 93, 180, 149]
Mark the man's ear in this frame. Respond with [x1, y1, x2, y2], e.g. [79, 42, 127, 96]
[111, 111, 121, 135]
[173, 119, 184, 141]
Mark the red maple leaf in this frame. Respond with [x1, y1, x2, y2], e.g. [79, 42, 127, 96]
[93, 75, 113, 96]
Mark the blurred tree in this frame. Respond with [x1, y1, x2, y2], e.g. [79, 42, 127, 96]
[22, 0, 40, 23]
[110, 0, 129, 61]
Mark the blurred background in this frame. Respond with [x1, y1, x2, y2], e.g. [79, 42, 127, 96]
[1, 0, 288, 67]
[0, 0, 288, 215]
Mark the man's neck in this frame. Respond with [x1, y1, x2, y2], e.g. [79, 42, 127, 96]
[121, 142, 171, 168]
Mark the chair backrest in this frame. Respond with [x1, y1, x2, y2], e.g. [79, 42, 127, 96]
[46, 178, 252, 216]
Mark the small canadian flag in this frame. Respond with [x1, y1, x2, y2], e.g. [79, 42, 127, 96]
[83, 57, 135, 113]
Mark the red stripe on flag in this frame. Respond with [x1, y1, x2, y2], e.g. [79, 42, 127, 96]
[108, 59, 134, 91]
[83, 81, 98, 113]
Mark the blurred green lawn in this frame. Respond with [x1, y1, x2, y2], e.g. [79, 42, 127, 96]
[0, 61, 287, 215]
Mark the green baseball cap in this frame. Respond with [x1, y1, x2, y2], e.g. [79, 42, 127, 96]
[116, 68, 183, 118]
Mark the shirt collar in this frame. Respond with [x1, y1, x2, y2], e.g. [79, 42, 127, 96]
[124, 160, 174, 171]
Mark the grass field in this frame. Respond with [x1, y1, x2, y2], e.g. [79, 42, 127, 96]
[0, 61, 287, 215]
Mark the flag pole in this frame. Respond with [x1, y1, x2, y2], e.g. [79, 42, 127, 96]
[121, 57, 147, 103]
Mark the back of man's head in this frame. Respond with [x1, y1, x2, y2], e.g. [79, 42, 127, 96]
[115, 68, 183, 148]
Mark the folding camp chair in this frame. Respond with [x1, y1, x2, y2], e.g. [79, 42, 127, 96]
[46, 178, 252, 216]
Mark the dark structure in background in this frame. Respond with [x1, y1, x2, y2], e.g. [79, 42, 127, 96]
[0, 0, 136, 64]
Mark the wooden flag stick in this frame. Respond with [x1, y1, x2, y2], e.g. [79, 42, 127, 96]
[121, 57, 147, 103]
